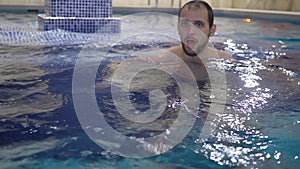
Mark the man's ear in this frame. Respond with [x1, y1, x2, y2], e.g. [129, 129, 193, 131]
[210, 24, 216, 36]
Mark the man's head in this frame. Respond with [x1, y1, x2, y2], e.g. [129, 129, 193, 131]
[178, 0, 216, 56]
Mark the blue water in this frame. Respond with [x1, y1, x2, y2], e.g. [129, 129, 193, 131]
[0, 12, 300, 169]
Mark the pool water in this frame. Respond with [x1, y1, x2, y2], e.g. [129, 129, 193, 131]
[1, 12, 300, 169]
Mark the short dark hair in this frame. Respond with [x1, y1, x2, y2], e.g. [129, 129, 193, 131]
[178, 0, 214, 28]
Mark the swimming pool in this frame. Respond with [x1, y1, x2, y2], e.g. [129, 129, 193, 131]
[0, 10, 300, 169]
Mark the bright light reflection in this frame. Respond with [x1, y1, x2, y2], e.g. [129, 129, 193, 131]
[198, 59, 275, 167]
[243, 18, 252, 23]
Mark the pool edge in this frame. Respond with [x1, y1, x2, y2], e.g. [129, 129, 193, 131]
[1, 5, 300, 23]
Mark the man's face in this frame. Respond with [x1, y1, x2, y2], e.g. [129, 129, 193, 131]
[178, 5, 215, 56]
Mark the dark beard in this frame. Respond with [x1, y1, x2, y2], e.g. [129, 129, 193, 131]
[181, 42, 197, 57]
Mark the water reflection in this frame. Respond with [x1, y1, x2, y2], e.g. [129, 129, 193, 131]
[1, 14, 300, 168]
[0, 63, 63, 119]
[1, 41, 300, 168]
[0, 46, 72, 156]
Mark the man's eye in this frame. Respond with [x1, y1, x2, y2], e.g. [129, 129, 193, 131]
[194, 22, 204, 28]
[180, 20, 190, 27]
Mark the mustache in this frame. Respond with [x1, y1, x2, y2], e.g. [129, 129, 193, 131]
[183, 37, 197, 42]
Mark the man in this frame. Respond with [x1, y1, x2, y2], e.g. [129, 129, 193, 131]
[134, 1, 233, 81]
[171, 0, 234, 61]
[93, 1, 228, 137]
[162, 0, 234, 81]
[103, 0, 233, 83]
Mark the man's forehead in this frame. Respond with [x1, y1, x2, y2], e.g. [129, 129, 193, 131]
[179, 6, 209, 21]
[180, 3, 208, 14]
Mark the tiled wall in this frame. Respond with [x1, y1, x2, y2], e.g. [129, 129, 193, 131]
[38, 0, 120, 33]
[0, 0, 300, 12]
[45, 0, 112, 17]
[38, 15, 120, 33]
[113, 0, 300, 12]
[231, 0, 299, 11]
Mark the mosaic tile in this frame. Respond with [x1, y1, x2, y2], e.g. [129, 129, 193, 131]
[39, 0, 120, 33]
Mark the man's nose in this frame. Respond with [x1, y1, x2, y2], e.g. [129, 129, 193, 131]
[187, 23, 196, 35]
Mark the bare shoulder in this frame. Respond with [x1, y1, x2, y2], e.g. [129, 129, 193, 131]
[168, 45, 236, 60]
[167, 45, 182, 55]
[206, 47, 235, 60]
[216, 49, 235, 60]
